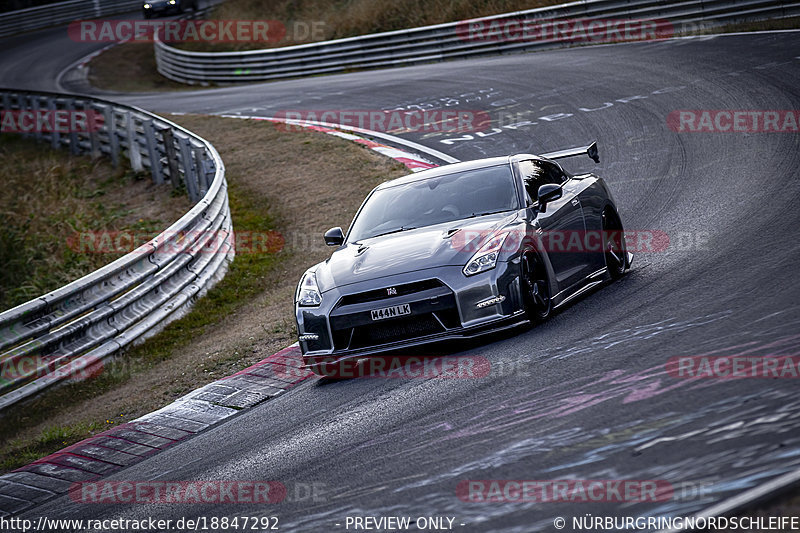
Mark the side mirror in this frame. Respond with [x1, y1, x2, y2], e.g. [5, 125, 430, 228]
[324, 227, 344, 246]
[537, 184, 562, 213]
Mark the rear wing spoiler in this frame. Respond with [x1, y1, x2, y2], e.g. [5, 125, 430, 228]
[541, 141, 599, 164]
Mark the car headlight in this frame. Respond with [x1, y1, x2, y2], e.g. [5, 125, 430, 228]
[168, 0, 176, 4]
[296, 271, 322, 306]
[143, 3, 151, 7]
[463, 232, 508, 276]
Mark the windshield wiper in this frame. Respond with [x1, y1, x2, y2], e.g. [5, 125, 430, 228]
[465, 209, 512, 219]
[368, 226, 417, 239]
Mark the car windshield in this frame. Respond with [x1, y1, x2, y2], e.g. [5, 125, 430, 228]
[347, 164, 519, 242]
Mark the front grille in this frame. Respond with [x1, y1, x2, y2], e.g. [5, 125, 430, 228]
[329, 279, 460, 352]
[331, 306, 461, 351]
[337, 279, 444, 307]
[350, 314, 443, 349]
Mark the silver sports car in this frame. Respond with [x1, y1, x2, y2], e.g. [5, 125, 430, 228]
[294, 142, 633, 374]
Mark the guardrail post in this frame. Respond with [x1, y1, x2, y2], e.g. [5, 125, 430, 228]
[143, 119, 164, 184]
[124, 110, 143, 172]
[161, 127, 181, 189]
[193, 146, 209, 197]
[103, 105, 120, 167]
[67, 98, 80, 155]
[22, 93, 31, 137]
[89, 103, 101, 159]
[179, 135, 199, 202]
[31, 94, 43, 143]
[1, 93, 10, 132]
[45, 97, 59, 148]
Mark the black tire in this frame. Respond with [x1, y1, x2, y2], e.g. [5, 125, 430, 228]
[521, 251, 552, 323]
[143, 10, 151, 19]
[602, 208, 627, 280]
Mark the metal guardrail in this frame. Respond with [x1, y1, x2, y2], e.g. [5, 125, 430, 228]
[0, 88, 233, 411]
[154, 0, 800, 85]
[0, 0, 145, 39]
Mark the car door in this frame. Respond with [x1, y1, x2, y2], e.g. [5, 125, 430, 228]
[519, 159, 589, 292]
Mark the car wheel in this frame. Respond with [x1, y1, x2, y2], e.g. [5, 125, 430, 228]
[521, 251, 551, 322]
[602, 208, 627, 280]
[143, 11, 151, 19]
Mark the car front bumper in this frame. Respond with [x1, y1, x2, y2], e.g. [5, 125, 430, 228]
[295, 261, 527, 369]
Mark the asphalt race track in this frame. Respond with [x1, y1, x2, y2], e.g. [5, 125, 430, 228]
[2, 19, 800, 532]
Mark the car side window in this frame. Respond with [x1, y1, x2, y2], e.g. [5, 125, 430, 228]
[520, 159, 565, 204]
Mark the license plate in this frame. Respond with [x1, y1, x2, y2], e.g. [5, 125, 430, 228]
[370, 303, 411, 321]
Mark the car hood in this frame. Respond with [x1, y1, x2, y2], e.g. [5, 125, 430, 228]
[314, 212, 518, 292]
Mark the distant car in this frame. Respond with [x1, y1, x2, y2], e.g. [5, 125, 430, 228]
[142, 0, 197, 18]
[294, 142, 633, 375]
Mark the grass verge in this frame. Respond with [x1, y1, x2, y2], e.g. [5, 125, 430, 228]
[0, 115, 407, 473]
[88, 42, 191, 93]
[0, 134, 191, 311]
